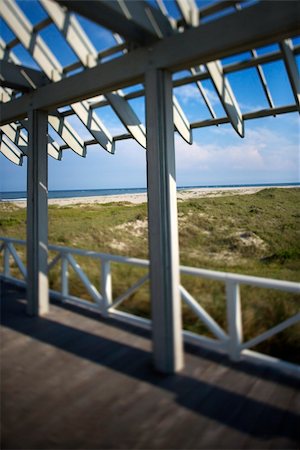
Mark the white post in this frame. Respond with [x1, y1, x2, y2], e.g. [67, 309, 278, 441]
[101, 259, 112, 316]
[61, 255, 69, 300]
[226, 281, 243, 361]
[4, 243, 10, 277]
[145, 68, 184, 373]
[26, 109, 49, 316]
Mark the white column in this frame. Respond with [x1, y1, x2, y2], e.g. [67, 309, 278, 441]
[145, 68, 184, 373]
[26, 109, 49, 316]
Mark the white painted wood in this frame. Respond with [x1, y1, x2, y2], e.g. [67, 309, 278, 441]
[70, 101, 114, 154]
[47, 253, 61, 271]
[0, 136, 23, 165]
[1, 276, 26, 289]
[1, 123, 61, 160]
[242, 349, 300, 378]
[280, 39, 300, 108]
[109, 34, 192, 146]
[175, 0, 199, 27]
[42, 1, 145, 149]
[40, 0, 98, 68]
[48, 114, 86, 157]
[101, 260, 112, 314]
[109, 308, 151, 330]
[183, 330, 227, 352]
[251, 49, 275, 109]
[190, 66, 217, 119]
[172, 95, 192, 143]
[206, 60, 244, 137]
[0, 87, 12, 103]
[0, 88, 61, 159]
[110, 273, 149, 310]
[180, 284, 227, 341]
[50, 289, 101, 312]
[106, 92, 147, 148]
[7, 243, 27, 278]
[0, 65, 79, 160]
[1, 236, 300, 375]
[46, 136, 62, 160]
[57, 0, 173, 44]
[4, 243, 10, 277]
[180, 265, 300, 293]
[1, 236, 299, 294]
[1, 0, 113, 153]
[1, 0, 62, 81]
[226, 281, 243, 361]
[145, 68, 184, 373]
[26, 109, 49, 316]
[66, 253, 102, 304]
[2, 1, 298, 125]
[1, 122, 28, 155]
[241, 313, 300, 350]
[48, 243, 149, 267]
[61, 255, 69, 300]
[0, 60, 47, 91]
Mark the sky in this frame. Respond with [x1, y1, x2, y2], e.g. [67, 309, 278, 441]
[0, 0, 299, 192]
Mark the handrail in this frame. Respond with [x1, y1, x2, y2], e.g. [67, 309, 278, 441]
[1, 237, 298, 291]
[1, 236, 299, 376]
[0, 237, 149, 267]
[181, 265, 300, 293]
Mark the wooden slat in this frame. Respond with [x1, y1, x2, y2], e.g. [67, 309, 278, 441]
[1, 282, 299, 449]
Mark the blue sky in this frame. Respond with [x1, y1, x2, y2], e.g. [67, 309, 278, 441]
[0, 1, 299, 192]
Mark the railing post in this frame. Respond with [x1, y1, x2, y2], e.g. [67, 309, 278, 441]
[4, 243, 10, 277]
[226, 280, 243, 361]
[101, 259, 112, 316]
[61, 254, 69, 301]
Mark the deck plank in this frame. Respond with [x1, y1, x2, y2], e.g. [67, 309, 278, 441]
[1, 281, 299, 449]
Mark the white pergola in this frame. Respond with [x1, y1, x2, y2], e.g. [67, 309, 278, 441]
[0, 0, 299, 373]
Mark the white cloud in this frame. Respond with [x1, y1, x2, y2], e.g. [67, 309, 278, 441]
[175, 84, 219, 107]
[175, 123, 299, 184]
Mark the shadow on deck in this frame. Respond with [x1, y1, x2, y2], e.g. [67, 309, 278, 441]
[1, 280, 299, 449]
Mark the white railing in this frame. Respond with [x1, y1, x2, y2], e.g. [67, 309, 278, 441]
[1, 236, 300, 376]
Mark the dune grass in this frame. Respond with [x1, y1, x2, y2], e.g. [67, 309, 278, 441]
[1, 188, 299, 363]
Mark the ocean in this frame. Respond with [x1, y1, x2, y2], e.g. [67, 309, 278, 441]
[0, 183, 299, 201]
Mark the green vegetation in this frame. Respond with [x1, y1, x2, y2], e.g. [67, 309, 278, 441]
[1, 188, 299, 363]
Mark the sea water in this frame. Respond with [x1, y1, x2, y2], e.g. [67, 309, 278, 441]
[1, 183, 299, 201]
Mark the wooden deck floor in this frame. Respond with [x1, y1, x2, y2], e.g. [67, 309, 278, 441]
[1, 280, 299, 449]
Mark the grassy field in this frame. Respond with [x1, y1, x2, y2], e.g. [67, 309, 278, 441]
[1, 188, 299, 363]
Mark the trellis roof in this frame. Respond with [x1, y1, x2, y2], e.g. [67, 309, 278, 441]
[0, 0, 299, 165]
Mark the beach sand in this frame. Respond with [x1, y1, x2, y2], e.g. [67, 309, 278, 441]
[9, 186, 297, 208]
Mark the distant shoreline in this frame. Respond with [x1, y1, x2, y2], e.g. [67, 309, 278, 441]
[4, 185, 299, 208]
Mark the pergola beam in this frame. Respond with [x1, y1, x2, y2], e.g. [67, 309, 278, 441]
[206, 60, 244, 137]
[0, 87, 69, 161]
[175, 0, 199, 27]
[191, 104, 299, 129]
[1, 0, 114, 153]
[0, 60, 48, 91]
[42, 0, 146, 148]
[251, 49, 275, 110]
[0, 1, 298, 126]
[280, 39, 300, 109]
[0, 134, 23, 166]
[0, 0, 62, 82]
[57, 0, 173, 44]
